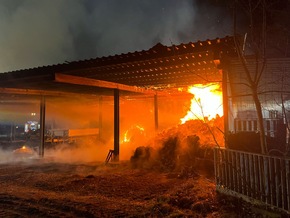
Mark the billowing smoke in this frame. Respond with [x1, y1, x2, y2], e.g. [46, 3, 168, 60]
[0, 0, 231, 73]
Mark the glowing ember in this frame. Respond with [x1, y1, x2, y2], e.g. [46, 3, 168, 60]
[180, 83, 223, 123]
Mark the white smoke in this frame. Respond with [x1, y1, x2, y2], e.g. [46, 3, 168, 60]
[0, 0, 84, 72]
[0, 0, 231, 73]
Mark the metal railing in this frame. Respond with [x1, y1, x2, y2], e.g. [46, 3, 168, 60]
[214, 148, 290, 213]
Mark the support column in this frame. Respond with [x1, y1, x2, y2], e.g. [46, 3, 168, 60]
[98, 96, 103, 141]
[113, 89, 120, 161]
[10, 122, 14, 142]
[222, 70, 229, 148]
[39, 96, 46, 157]
[154, 94, 159, 131]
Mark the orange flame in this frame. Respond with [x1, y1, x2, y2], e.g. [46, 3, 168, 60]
[122, 125, 145, 143]
[180, 83, 223, 123]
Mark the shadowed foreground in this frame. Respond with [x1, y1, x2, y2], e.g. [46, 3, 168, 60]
[0, 160, 279, 217]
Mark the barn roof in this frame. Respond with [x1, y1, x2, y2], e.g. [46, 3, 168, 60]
[0, 36, 236, 98]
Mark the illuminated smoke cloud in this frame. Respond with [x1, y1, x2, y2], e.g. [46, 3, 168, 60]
[0, 0, 231, 72]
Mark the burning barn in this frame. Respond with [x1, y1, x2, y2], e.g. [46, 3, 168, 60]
[0, 36, 237, 161]
[0, 34, 290, 159]
[1, 34, 290, 213]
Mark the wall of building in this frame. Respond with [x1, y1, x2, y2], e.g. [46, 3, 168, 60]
[225, 57, 290, 152]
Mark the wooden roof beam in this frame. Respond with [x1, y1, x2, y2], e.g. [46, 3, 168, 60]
[54, 73, 157, 95]
[0, 87, 99, 98]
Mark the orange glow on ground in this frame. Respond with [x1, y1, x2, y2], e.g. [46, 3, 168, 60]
[181, 83, 223, 123]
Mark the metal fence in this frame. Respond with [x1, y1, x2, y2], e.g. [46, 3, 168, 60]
[214, 148, 290, 213]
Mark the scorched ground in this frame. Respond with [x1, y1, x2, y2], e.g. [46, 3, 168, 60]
[0, 117, 277, 217]
[0, 160, 265, 217]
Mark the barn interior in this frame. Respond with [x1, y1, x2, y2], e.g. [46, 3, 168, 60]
[0, 36, 236, 162]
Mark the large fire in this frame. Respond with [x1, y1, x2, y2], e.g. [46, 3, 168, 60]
[181, 83, 223, 123]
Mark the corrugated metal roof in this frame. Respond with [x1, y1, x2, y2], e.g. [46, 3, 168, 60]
[0, 36, 237, 96]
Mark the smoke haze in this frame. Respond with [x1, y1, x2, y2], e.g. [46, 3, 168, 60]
[0, 0, 231, 73]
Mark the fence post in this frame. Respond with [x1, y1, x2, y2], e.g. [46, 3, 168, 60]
[214, 148, 290, 213]
[263, 157, 270, 204]
[286, 159, 290, 211]
[214, 148, 219, 187]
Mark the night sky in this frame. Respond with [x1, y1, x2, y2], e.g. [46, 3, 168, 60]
[0, 0, 233, 73]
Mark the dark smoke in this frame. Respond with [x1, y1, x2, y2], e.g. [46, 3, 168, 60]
[0, 0, 232, 73]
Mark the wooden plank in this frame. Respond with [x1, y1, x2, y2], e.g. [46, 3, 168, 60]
[254, 155, 259, 199]
[240, 153, 245, 195]
[258, 156, 263, 201]
[244, 153, 249, 196]
[270, 157, 275, 206]
[214, 148, 219, 186]
[280, 159, 286, 210]
[274, 158, 279, 207]
[222, 149, 226, 186]
[286, 159, 290, 211]
[236, 152, 241, 193]
[0, 87, 97, 97]
[226, 149, 232, 190]
[232, 151, 237, 192]
[264, 157, 270, 204]
[215, 148, 222, 187]
[55, 73, 156, 95]
[248, 154, 253, 198]
[223, 150, 227, 187]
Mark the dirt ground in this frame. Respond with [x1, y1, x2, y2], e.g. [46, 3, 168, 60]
[0, 157, 276, 218]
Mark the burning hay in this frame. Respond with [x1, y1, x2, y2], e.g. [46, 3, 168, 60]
[130, 116, 224, 177]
